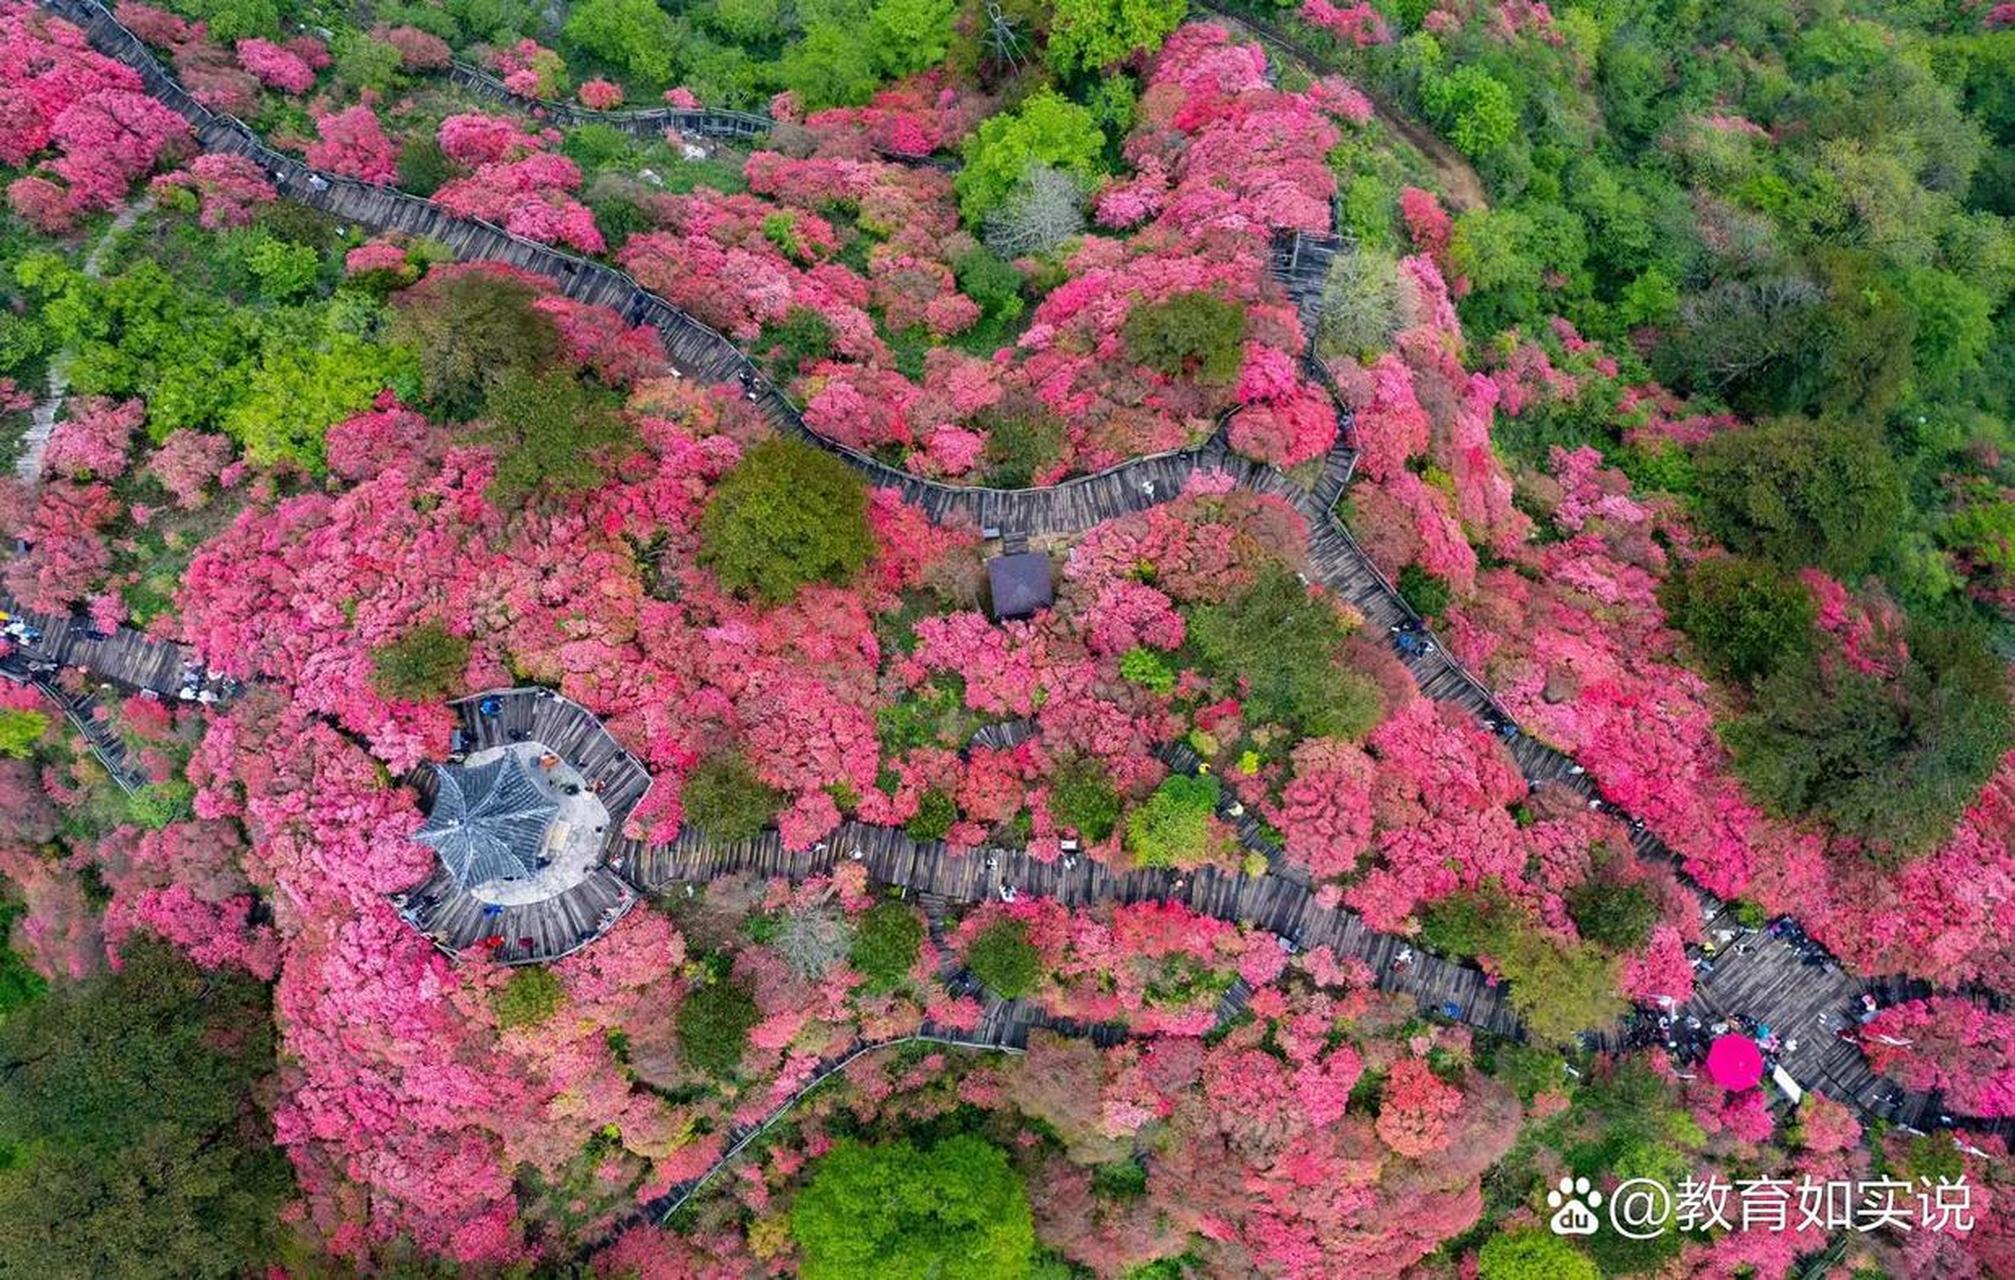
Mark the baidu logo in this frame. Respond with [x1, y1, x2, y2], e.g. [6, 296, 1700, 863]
[1547, 1177, 1602, 1236]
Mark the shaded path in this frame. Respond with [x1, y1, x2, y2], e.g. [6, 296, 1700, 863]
[25, 0, 2013, 1159]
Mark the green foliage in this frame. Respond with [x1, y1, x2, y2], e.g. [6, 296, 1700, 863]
[790, 1135, 1035, 1280]
[1396, 563, 1452, 620]
[957, 90, 1106, 223]
[682, 754, 784, 842]
[978, 401, 1066, 488]
[1185, 564, 1382, 739]
[953, 247, 1026, 332]
[1124, 773, 1220, 868]
[1422, 65, 1518, 157]
[396, 136, 457, 197]
[676, 978, 759, 1076]
[906, 788, 957, 841]
[868, 0, 956, 77]
[0, 940, 290, 1279]
[1118, 647, 1176, 693]
[223, 331, 405, 471]
[479, 368, 637, 506]
[0, 709, 49, 759]
[1661, 556, 1815, 686]
[493, 967, 566, 1029]
[126, 781, 196, 830]
[699, 437, 874, 603]
[1044, 0, 1185, 76]
[776, 24, 879, 110]
[390, 271, 564, 420]
[170, 0, 291, 39]
[1692, 416, 1907, 576]
[1565, 880, 1659, 951]
[368, 622, 470, 702]
[1724, 621, 2013, 859]
[761, 306, 837, 378]
[966, 919, 1040, 997]
[564, 0, 681, 84]
[1121, 290, 1247, 384]
[240, 236, 320, 301]
[1478, 1229, 1598, 1280]
[850, 902, 924, 990]
[1420, 888, 1624, 1043]
[1048, 757, 1120, 842]
[1316, 247, 1401, 362]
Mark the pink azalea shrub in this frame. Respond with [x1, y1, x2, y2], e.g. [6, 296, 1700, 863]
[431, 113, 603, 252]
[305, 102, 398, 183]
[150, 151, 276, 228]
[234, 37, 315, 93]
[1862, 998, 2015, 1117]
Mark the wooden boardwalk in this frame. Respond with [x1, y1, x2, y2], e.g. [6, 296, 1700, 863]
[0, 594, 210, 791]
[27, 0, 2015, 1154]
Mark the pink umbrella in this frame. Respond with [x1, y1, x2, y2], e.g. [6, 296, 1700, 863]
[1705, 1034, 1765, 1090]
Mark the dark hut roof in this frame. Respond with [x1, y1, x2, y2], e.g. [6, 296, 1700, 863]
[415, 756, 557, 889]
[987, 551, 1053, 620]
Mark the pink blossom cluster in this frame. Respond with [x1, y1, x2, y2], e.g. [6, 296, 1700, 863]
[0, 4, 191, 231]
[150, 151, 275, 227]
[1300, 0, 1393, 46]
[432, 113, 603, 252]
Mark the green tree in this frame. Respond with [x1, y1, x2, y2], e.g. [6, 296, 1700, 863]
[790, 1135, 1035, 1280]
[1316, 246, 1401, 362]
[966, 919, 1040, 997]
[1478, 1228, 1598, 1280]
[1118, 647, 1176, 693]
[1724, 622, 2013, 858]
[849, 902, 924, 990]
[1122, 290, 1247, 384]
[1185, 564, 1382, 739]
[776, 23, 879, 110]
[493, 967, 565, 1029]
[1397, 563, 1452, 620]
[1692, 415, 1907, 576]
[906, 788, 957, 841]
[868, 0, 956, 77]
[699, 437, 874, 603]
[1422, 65, 1518, 156]
[0, 940, 289, 1279]
[479, 368, 637, 506]
[978, 400, 1066, 488]
[1661, 556, 1816, 685]
[682, 754, 784, 841]
[1125, 773, 1219, 868]
[388, 270, 564, 419]
[0, 709, 49, 759]
[760, 306, 837, 378]
[223, 333, 407, 472]
[1048, 757, 1120, 842]
[1566, 880, 1659, 951]
[369, 622, 470, 702]
[676, 978, 759, 1076]
[956, 90, 1106, 223]
[1044, 0, 1185, 76]
[126, 781, 196, 830]
[564, 0, 681, 84]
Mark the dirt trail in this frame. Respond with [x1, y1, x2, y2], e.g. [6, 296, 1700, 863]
[1199, 4, 1490, 212]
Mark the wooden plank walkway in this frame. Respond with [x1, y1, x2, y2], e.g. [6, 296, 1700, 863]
[28, 0, 2015, 1154]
